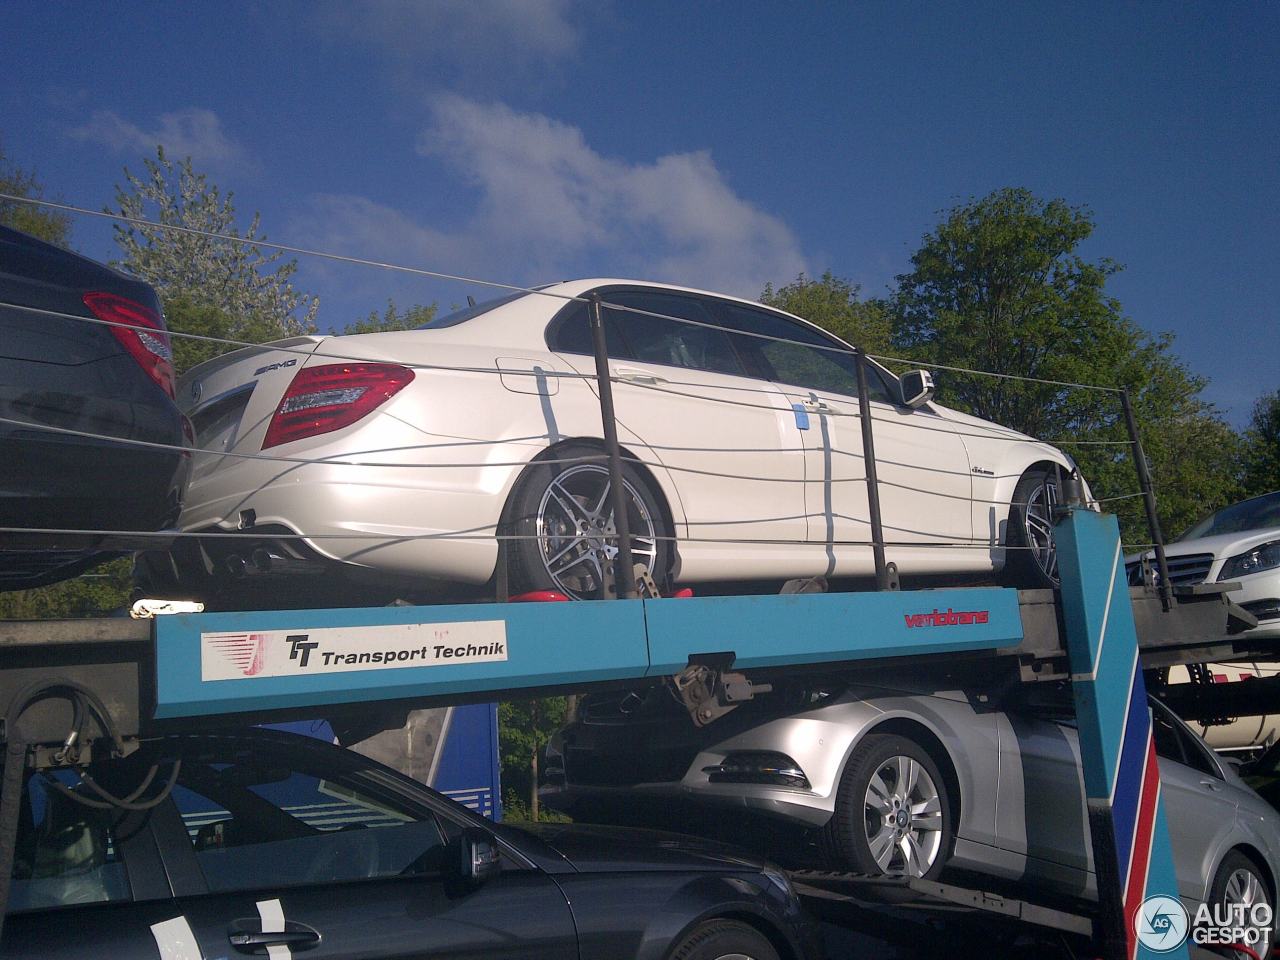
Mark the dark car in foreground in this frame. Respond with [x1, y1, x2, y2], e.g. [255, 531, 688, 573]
[2, 728, 817, 960]
[0, 225, 189, 590]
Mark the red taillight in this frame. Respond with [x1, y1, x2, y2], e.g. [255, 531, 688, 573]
[83, 291, 175, 399]
[262, 362, 415, 449]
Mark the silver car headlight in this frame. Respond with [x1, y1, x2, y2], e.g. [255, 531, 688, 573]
[1220, 541, 1280, 580]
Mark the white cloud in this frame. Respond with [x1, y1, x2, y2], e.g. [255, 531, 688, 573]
[69, 108, 248, 167]
[294, 97, 807, 298]
[318, 0, 582, 74]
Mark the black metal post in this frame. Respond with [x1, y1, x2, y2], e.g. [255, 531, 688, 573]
[587, 295, 638, 600]
[855, 351, 891, 591]
[1120, 388, 1172, 611]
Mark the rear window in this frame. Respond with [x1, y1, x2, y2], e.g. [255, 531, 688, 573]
[420, 292, 530, 329]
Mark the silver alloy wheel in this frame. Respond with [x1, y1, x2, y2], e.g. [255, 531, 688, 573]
[535, 464, 658, 600]
[862, 754, 945, 878]
[1223, 866, 1272, 958]
[1022, 476, 1060, 583]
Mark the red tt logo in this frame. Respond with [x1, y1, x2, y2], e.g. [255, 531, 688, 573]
[208, 633, 267, 676]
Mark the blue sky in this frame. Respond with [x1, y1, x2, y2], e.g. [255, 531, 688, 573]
[3, 1, 1276, 425]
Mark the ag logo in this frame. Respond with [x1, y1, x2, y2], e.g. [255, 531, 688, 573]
[1135, 895, 1189, 952]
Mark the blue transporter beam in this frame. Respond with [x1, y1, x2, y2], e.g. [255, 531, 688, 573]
[1057, 508, 1188, 960]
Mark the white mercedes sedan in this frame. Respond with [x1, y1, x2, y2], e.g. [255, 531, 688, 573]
[151, 280, 1084, 602]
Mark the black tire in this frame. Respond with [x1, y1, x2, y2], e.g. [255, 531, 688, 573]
[1209, 850, 1274, 959]
[1003, 466, 1061, 589]
[669, 920, 780, 960]
[504, 442, 671, 600]
[819, 733, 952, 880]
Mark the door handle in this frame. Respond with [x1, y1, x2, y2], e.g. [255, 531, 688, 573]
[1199, 779, 1221, 791]
[613, 367, 667, 385]
[228, 922, 321, 953]
[804, 398, 834, 414]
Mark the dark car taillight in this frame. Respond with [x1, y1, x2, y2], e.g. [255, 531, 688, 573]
[263, 362, 415, 449]
[83, 291, 175, 399]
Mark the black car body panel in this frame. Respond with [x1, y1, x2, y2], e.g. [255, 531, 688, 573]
[521, 821, 765, 872]
[1, 728, 818, 959]
[0, 226, 189, 589]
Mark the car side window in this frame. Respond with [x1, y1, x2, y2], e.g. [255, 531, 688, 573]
[7, 771, 132, 911]
[1161, 706, 1222, 779]
[545, 301, 634, 360]
[170, 752, 452, 893]
[1151, 705, 1187, 766]
[546, 290, 746, 377]
[713, 302, 896, 403]
[603, 292, 745, 377]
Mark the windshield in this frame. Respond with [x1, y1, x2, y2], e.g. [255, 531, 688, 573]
[1176, 491, 1280, 541]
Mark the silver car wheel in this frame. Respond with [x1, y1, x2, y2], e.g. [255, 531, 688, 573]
[535, 464, 658, 600]
[1021, 475, 1060, 583]
[1223, 866, 1272, 958]
[862, 754, 944, 878]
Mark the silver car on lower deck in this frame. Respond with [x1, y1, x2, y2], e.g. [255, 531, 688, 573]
[544, 676, 1280, 949]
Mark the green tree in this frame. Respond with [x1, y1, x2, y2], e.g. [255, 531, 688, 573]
[0, 558, 133, 619]
[0, 144, 72, 246]
[1241, 389, 1280, 498]
[341, 300, 436, 336]
[498, 697, 569, 822]
[761, 270, 892, 354]
[111, 148, 318, 369]
[889, 187, 1238, 542]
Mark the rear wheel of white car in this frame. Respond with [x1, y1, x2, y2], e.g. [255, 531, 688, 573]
[821, 733, 951, 880]
[1004, 466, 1061, 589]
[504, 443, 670, 600]
[1209, 850, 1274, 959]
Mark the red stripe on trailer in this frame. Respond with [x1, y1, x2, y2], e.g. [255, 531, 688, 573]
[1122, 735, 1162, 960]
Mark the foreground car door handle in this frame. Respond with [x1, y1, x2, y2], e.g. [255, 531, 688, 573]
[804, 398, 835, 414]
[1199, 779, 1221, 791]
[613, 367, 668, 385]
[228, 921, 321, 953]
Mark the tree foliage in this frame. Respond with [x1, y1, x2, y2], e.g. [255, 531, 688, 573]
[0, 144, 72, 246]
[886, 188, 1238, 542]
[498, 697, 568, 821]
[341, 300, 437, 336]
[760, 271, 892, 354]
[0, 558, 133, 620]
[111, 148, 318, 368]
[1242, 389, 1280, 498]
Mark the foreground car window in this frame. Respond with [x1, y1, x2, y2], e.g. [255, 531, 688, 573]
[7, 771, 131, 911]
[715, 302, 896, 402]
[172, 755, 451, 892]
[548, 290, 745, 376]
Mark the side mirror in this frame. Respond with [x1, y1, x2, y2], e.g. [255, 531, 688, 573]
[899, 370, 936, 409]
[455, 828, 502, 885]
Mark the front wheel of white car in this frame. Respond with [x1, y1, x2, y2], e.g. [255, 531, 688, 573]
[1004, 466, 1061, 590]
[503, 443, 671, 600]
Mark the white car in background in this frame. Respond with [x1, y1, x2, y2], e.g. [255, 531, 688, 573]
[1131, 491, 1280, 639]
[1131, 492, 1280, 751]
[146, 280, 1086, 602]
